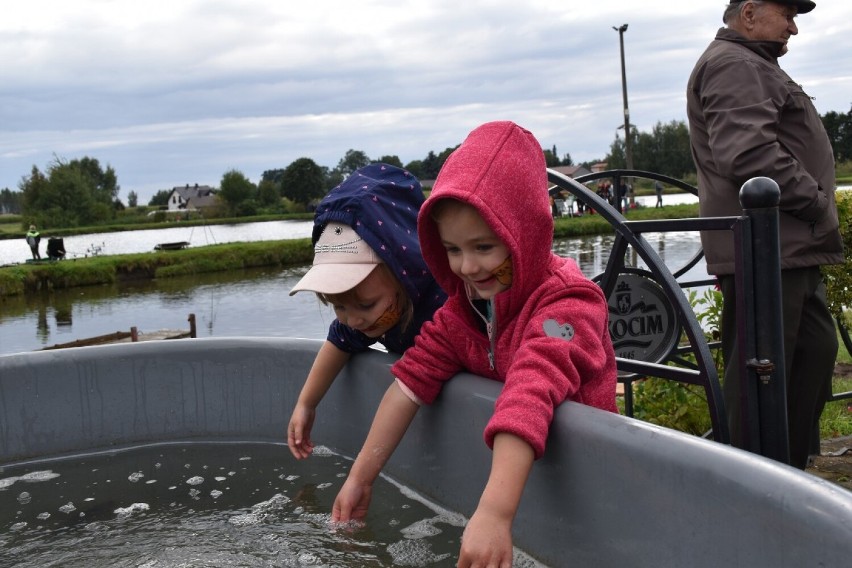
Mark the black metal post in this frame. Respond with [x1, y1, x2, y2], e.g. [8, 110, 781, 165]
[739, 177, 790, 464]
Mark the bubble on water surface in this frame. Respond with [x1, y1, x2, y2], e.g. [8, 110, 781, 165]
[58, 502, 76, 514]
[186, 476, 204, 486]
[228, 512, 262, 527]
[388, 537, 451, 566]
[17, 492, 31, 504]
[22, 471, 61, 483]
[128, 472, 144, 482]
[114, 503, 150, 518]
[312, 445, 334, 457]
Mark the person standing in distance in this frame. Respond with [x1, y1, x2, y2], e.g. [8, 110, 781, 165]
[686, 0, 843, 468]
[25, 225, 41, 260]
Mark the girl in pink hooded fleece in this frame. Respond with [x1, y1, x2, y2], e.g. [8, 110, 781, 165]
[332, 121, 617, 567]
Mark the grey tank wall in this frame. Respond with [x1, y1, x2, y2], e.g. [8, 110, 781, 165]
[2, 337, 852, 567]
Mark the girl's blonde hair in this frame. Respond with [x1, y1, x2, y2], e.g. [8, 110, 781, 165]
[317, 263, 414, 331]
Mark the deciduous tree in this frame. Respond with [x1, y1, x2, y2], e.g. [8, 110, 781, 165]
[822, 105, 852, 163]
[20, 157, 119, 228]
[281, 157, 326, 207]
[218, 170, 256, 216]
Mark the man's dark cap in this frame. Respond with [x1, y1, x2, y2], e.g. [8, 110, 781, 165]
[730, 0, 815, 14]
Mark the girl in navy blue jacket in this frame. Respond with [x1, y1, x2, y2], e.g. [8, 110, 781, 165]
[287, 163, 445, 459]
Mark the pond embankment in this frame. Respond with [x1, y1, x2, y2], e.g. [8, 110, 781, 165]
[0, 203, 706, 297]
[0, 238, 314, 297]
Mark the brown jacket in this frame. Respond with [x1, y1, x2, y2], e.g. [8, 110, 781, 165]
[687, 28, 843, 275]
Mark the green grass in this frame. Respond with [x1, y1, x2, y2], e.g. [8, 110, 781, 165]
[838, 324, 852, 364]
[553, 203, 699, 238]
[0, 239, 314, 296]
[0, 211, 313, 240]
[836, 160, 852, 185]
[0, 218, 22, 235]
[821, 377, 852, 439]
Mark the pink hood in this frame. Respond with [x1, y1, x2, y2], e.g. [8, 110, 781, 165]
[418, 121, 553, 315]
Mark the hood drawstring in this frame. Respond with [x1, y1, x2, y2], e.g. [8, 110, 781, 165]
[466, 284, 497, 371]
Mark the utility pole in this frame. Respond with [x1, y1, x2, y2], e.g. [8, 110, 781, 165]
[613, 23, 635, 205]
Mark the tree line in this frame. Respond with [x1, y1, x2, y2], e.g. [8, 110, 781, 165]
[3, 106, 850, 229]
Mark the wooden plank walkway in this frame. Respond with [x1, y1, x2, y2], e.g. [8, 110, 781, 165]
[40, 314, 196, 350]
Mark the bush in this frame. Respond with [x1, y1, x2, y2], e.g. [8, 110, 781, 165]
[824, 190, 852, 318]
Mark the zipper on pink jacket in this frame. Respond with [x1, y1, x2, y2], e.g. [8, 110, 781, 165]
[466, 286, 497, 371]
[485, 299, 496, 371]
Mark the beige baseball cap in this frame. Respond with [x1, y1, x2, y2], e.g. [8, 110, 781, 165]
[289, 223, 381, 296]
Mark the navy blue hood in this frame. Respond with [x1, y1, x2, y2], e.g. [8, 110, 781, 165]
[312, 163, 434, 306]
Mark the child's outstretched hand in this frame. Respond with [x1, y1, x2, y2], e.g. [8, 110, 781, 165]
[331, 477, 373, 523]
[457, 507, 514, 568]
[287, 403, 316, 459]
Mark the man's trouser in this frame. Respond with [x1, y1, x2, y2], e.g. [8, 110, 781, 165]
[719, 266, 836, 469]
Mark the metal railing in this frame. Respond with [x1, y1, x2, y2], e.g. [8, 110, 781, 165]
[549, 169, 811, 464]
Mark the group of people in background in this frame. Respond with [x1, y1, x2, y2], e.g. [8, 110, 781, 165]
[22, 224, 65, 261]
[282, 1, 843, 562]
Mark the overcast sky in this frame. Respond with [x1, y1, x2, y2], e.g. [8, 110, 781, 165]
[2, 1, 851, 203]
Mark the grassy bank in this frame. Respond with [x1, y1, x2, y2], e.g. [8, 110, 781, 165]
[0, 238, 313, 296]
[0, 212, 313, 240]
[0, 203, 702, 297]
[553, 202, 700, 238]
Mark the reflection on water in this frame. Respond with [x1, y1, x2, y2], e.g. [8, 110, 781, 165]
[0, 232, 706, 357]
[0, 266, 336, 356]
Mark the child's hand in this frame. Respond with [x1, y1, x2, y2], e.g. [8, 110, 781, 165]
[457, 505, 514, 567]
[287, 404, 316, 459]
[331, 477, 373, 523]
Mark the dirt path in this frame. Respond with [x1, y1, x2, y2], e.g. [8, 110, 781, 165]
[805, 363, 852, 491]
[807, 435, 852, 491]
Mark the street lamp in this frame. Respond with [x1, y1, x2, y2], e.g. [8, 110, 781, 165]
[613, 23, 634, 205]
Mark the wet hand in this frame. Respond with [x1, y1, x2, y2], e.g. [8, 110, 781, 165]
[331, 478, 373, 523]
[287, 404, 316, 459]
[457, 508, 513, 567]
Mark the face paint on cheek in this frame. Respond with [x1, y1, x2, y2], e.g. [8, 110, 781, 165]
[363, 295, 402, 333]
[491, 256, 513, 286]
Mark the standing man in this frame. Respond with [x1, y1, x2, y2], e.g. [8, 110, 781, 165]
[687, 0, 843, 469]
[654, 180, 664, 208]
[25, 225, 41, 260]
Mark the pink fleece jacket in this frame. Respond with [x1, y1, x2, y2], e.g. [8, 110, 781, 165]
[391, 121, 618, 459]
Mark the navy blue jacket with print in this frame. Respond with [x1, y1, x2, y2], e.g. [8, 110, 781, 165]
[311, 163, 446, 354]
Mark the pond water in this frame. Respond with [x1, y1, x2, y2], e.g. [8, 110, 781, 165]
[0, 441, 545, 567]
[0, 219, 315, 267]
[0, 231, 707, 358]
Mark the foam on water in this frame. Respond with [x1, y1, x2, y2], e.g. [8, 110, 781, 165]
[0, 441, 553, 567]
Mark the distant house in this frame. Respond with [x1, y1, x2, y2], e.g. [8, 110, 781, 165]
[167, 184, 218, 212]
[549, 165, 593, 179]
[590, 162, 609, 174]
